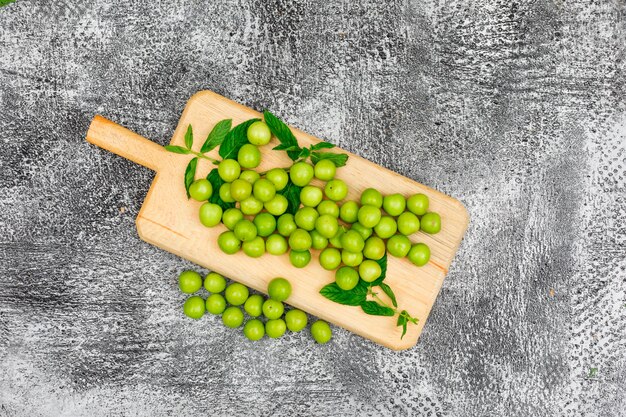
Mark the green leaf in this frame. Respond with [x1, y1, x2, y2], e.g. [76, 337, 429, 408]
[219, 118, 259, 160]
[360, 300, 395, 317]
[298, 147, 311, 159]
[165, 145, 191, 154]
[397, 311, 409, 339]
[184, 157, 198, 198]
[278, 180, 302, 215]
[206, 169, 236, 211]
[273, 144, 300, 152]
[264, 110, 301, 160]
[184, 125, 193, 150]
[201, 119, 232, 153]
[379, 282, 397, 307]
[319, 282, 368, 306]
[0, 0, 16, 6]
[311, 151, 349, 167]
[311, 142, 335, 150]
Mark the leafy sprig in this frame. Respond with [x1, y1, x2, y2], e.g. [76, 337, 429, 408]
[183, 157, 198, 198]
[264, 110, 301, 160]
[165, 123, 221, 165]
[320, 253, 419, 339]
[184, 125, 193, 150]
[264, 110, 348, 166]
[201, 119, 232, 153]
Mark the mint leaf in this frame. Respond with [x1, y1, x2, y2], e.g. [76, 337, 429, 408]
[206, 169, 236, 211]
[360, 300, 394, 316]
[319, 282, 367, 306]
[184, 125, 193, 150]
[219, 118, 259, 160]
[184, 157, 198, 198]
[379, 282, 397, 307]
[298, 147, 311, 159]
[311, 151, 348, 167]
[165, 145, 191, 154]
[273, 144, 300, 151]
[264, 110, 301, 160]
[311, 142, 335, 150]
[278, 180, 302, 215]
[0, 0, 16, 6]
[397, 311, 409, 339]
[201, 119, 232, 153]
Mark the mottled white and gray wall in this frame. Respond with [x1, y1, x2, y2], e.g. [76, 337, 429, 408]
[0, 0, 625, 416]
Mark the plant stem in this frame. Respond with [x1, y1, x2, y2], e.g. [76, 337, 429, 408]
[367, 288, 419, 324]
[191, 151, 220, 165]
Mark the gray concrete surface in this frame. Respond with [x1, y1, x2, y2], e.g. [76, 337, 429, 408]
[1, 0, 625, 416]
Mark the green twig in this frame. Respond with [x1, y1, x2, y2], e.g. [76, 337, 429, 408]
[190, 150, 220, 165]
[368, 288, 418, 324]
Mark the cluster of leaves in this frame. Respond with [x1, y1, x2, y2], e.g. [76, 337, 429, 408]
[166, 111, 349, 211]
[264, 111, 348, 167]
[262, 110, 349, 215]
[320, 253, 418, 339]
[165, 118, 261, 206]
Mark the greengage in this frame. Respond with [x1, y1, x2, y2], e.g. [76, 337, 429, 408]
[290, 162, 314, 187]
[199, 203, 223, 227]
[266, 318, 287, 338]
[225, 282, 249, 305]
[222, 306, 244, 328]
[218, 159, 241, 182]
[189, 179, 212, 201]
[178, 270, 202, 294]
[408, 243, 430, 266]
[289, 249, 311, 268]
[266, 234, 288, 255]
[183, 296, 206, 319]
[237, 143, 261, 169]
[204, 272, 227, 293]
[243, 319, 265, 340]
[360, 188, 382, 207]
[324, 179, 348, 201]
[420, 212, 441, 234]
[311, 320, 332, 344]
[247, 121, 271, 145]
[407, 193, 429, 216]
[314, 159, 336, 181]
[218, 230, 241, 254]
[382, 193, 406, 216]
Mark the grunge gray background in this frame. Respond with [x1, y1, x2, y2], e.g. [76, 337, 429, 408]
[1, 1, 625, 416]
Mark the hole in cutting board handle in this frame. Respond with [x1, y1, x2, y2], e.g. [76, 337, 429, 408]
[86, 115, 170, 172]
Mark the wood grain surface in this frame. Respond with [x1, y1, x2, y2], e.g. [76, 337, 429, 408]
[85, 90, 468, 350]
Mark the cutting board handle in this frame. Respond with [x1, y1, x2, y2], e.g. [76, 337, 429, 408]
[86, 115, 169, 172]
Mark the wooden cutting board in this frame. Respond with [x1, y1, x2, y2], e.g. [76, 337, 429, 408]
[86, 90, 469, 350]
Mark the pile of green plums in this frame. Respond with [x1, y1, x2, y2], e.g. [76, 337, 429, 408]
[178, 270, 332, 343]
[187, 120, 442, 293]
